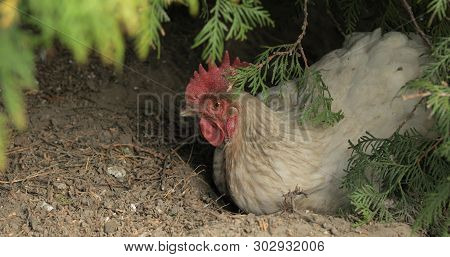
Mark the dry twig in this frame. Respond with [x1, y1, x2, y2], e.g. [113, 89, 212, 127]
[0, 164, 70, 185]
[400, 0, 432, 48]
[256, 0, 310, 68]
[325, 0, 345, 37]
[295, 0, 310, 67]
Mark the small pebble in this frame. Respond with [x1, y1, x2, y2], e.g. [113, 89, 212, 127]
[155, 199, 164, 214]
[40, 201, 54, 212]
[322, 223, 333, 230]
[106, 166, 127, 179]
[29, 216, 42, 232]
[130, 204, 137, 212]
[169, 206, 184, 216]
[312, 215, 326, 224]
[53, 182, 67, 190]
[104, 220, 119, 234]
[86, 80, 99, 92]
[155, 206, 164, 214]
[330, 228, 339, 236]
[80, 197, 90, 206]
[103, 200, 114, 209]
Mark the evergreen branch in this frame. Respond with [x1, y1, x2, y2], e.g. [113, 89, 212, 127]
[298, 69, 344, 127]
[430, 19, 450, 39]
[350, 185, 394, 224]
[405, 36, 449, 160]
[338, 0, 362, 34]
[325, 0, 345, 37]
[412, 178, 450, 234]
[377, 0, 409, 31]
[423, 37, 450, 82]
[343, 130, 449, 235]
[0, 28, 35, 130]
[0, 0, 193, 170]
[400, 0, 432, 47]
[135, 0, 170, 59]
[0, 28, 36, 171]
[426, 0, 449, 25]
[231, 0, 342, 127]
[192, 0, 273, 62]
[296, 0, 309, 67]
[192, 0, 228, 62]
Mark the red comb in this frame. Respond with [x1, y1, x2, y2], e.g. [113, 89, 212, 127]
[185, 51, 246, 106]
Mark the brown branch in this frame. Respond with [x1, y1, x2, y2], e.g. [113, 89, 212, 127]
[400, 0, 432, 48]
[402, 91, 432, 100]
[254, 0, 309, 69]
[417, 137, 443, 165]
[398, 89, 449, 131]
[0, 165, 70, 185]
[402, 91, 450, 100]
[396, 98, 424, 132]
[325, 0, 346, 37]
[295, 0, 310, 67]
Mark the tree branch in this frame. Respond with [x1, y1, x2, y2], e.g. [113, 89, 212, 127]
[325, 0, 345, 37]
[295, 0, 309, 67]
[400, 0, 432, 48]
[255, 0, 310, 69]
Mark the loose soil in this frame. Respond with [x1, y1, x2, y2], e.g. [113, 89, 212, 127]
[0, 3, 413, 236]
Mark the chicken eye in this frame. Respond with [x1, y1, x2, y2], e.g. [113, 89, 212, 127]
[213, 101, 221, 110]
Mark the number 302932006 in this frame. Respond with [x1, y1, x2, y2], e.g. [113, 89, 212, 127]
[253, 240, 325, 252]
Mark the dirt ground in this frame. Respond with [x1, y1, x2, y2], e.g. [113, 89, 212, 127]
[0, 3, 414, 237]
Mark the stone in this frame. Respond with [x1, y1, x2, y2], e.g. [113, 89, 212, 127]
[106, 166, 127, 179]
[104, 220, 119, 234]
[40, 202, 54, 212]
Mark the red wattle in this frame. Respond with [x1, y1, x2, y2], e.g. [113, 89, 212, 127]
[199, 118, 224, 147]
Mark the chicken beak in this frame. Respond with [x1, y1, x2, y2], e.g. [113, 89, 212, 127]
[180, 107, 197, 117]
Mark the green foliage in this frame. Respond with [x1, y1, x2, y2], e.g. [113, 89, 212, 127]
[413, 179, 450, 236]
[231, 44, 304, 95]
[297, 69, 344, 127]
[337, 0, 449, 235]
[135, 0, 170, 59]
[425, 0, 448, 22]
[0, 0, 197, 170]
[0, 28, 35, 170]
[407, 79, 449, 159]
[343, 130, 449, 235]
[345, 37, 449, 234]
[338, 0, 363, 34]
[335, 0, 450, 39]
[376, 0, 411, 32]
[230, 43, 343, 127]
[422, 36, 450, 82]
[0, 28, 35, 129]
[348, 184, 394, 224]
[0, 0, 447, 235]
[407, 36, 449, 160]
[192, 0, 274, 62]
[26, 0, 169, 65]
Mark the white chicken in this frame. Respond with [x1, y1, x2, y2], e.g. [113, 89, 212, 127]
[183, 28, 432, 215]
